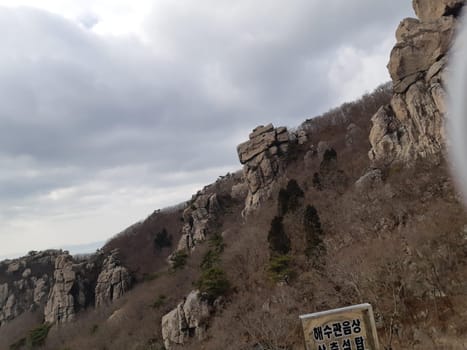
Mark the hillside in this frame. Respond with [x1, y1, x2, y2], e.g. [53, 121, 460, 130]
[1, 1, 467, 349]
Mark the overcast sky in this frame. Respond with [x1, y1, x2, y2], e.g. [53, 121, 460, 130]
[0, 0, 413, 259]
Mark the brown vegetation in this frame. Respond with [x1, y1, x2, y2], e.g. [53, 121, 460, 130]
[2, 83, 466, 350]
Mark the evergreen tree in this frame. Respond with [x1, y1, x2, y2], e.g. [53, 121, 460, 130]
[154, 228, 172, 249]
[303, 205, 325, 259]
[277, 179, 304, 216]
[268, 216, 291, 255]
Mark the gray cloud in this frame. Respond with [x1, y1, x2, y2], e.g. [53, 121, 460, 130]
[0, 1, 413, 256]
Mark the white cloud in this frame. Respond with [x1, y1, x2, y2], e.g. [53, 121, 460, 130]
[0, 1, 414, 258]
[0, 0, 152, 37]
[328, 36, 395, 103]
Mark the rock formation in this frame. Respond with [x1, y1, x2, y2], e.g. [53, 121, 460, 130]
[237, 124, 291, 215]
[368, 0, 465, 165]
[176, 192, 221, 253]
[0, 248, 132, 327]
[44, 254, 83, 324]
[412, 0, 465, 22]
[44, 250, 130, 323]
[161, 290, 212, 350]
[0, 250, 59, 326]
[95, 249, 131, 307]
[171, 173, 245, 259]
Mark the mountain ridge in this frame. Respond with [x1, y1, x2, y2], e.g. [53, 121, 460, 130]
[1, 1, 467, 349]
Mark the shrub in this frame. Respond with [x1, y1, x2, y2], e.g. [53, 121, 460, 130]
[196, 267, 230, 302]
[154, 228, 172, 250]
[312, 173, 322, 191]
[267, 216, 291, 255]
[208, 234, 225, 254]
[170, 250, 188, 270]
[17, 323, 52, 348]
[9, 338, 25, 350]
[143, 272, 161, 282]
[200, 234, 225, 270]
[151, 295, 167, 309]
[90, 324, 99, 335]
[200, 249, 220, 270]
[197, 234, 230, 302]
[268, 255, 293, 282]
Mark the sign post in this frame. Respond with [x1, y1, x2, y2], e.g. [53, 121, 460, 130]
[300, 303, 380, 350]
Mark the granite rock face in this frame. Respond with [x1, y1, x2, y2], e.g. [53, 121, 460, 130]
[368, 0, 465, 165]
[44, 250, 131, 324]
[44, 254, 84, 324]
[171, 173, 244, 259]
[0, 250, 59, 326]
[237, 124, 291, 215]
[161, 290, 211, 350]
[95, 249, 131, 307]
[176, 192, 221, 253]
[0, 248, 131, 327]
[413, 0, 465, 22]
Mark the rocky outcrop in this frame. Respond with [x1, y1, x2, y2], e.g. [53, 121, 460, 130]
[413, 0, 465, 22]
[0, 250, 60, 326]
[355, 169, 383, 192]
[176, 192, 221, 253]
[95, 249, 131, 307]
[44, 254, 81, 324]
[368, 0, 465, 165]
[161, 290, 211, 350]
[44, 250, 129, 324]
[0, 249, 131, 327]
[237, 124, 291, 215]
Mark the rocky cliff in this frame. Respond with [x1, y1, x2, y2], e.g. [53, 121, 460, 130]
[176, 192, 221, 252]
[0, 248, 131, 327]
[237, 123, 291, 215]
[368, 0, 465, 165]
[95, 249, 131, 307]
[170, 171, 245, 260]
[161, 290, 212, 350]
[0, 250, 59, 326]
[2, 1, 467, 349]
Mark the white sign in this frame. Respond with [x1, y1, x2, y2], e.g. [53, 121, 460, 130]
[300, 303, 380, 350]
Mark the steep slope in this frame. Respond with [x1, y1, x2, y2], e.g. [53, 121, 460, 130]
[1, 1, 467, 349]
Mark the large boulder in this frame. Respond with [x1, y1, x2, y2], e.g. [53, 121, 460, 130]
[161, 290, 211, 350]
[44, 252, 102, 323]
[389, 16, 455, 93]
[0, 249, 128, 328]
[174, 192, 222, 255]
[0, 250, 60, 327]
[33, 276, 49, 305]
[413, 0, 465, 22]
[44, 254, 79, 324]
[237, 124, 291, 215]
[95, 249, 131, 307]
[368, 0, 465, 165]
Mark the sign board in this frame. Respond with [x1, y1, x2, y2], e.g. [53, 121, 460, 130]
[300, 303, 380, 350]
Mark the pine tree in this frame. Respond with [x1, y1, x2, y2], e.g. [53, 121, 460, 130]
[303, 205, 325, 259]
[267, 216, 291, 255]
